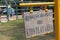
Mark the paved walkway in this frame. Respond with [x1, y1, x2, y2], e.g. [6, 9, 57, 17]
[0, 15, 23, 22]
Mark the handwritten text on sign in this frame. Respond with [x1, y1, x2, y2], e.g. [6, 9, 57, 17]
[23, 9, 53, 38]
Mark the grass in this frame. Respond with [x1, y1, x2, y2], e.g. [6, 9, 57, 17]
[0, 19, 55, 40]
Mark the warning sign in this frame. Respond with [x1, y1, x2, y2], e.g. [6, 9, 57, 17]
[23, 9, 53, 38]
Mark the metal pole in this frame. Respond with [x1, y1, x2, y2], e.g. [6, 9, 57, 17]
[5, 0, 9, 21]
[13, 0, 18, 20]
[19, 2, 55, 6]
[15, 4, 18, 20]
[54, 0, 60, 40]
[0, 13, 1, 22]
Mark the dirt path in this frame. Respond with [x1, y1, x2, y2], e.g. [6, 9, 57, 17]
[0, 15, 23, 22]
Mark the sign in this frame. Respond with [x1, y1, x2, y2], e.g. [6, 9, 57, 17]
[23, 9, 53, 38]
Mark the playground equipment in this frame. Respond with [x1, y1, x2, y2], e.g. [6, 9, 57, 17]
[0, 0, 54, 22]
[19, 0, 60, 40]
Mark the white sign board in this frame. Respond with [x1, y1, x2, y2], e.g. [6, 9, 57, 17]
[23, 9, 53, 38]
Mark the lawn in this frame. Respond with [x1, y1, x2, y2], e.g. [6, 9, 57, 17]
[0, 19, 55, 40]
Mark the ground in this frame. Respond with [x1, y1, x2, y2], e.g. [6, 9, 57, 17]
[0, 19, 55, 40]
[0, 15, 22, 22]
